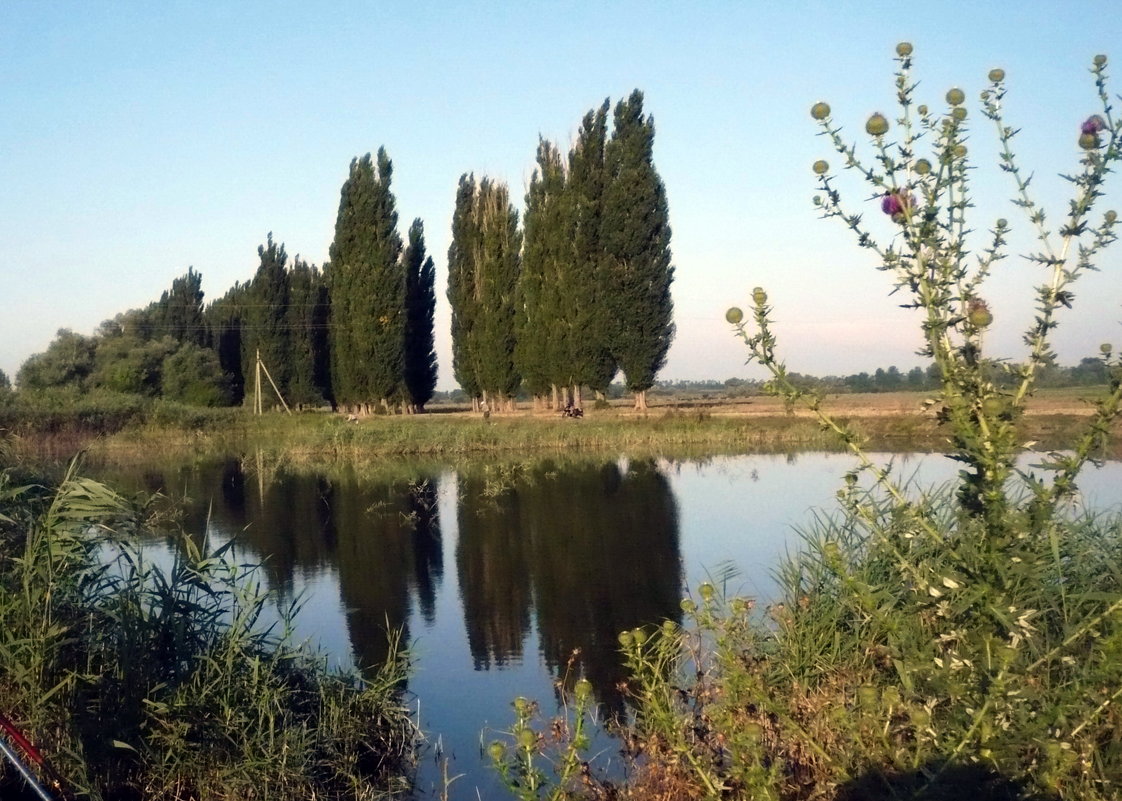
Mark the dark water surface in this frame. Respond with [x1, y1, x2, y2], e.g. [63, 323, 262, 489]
[91, 453, 1122, 799]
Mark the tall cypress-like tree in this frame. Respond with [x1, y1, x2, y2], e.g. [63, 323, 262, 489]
[205, 284, 247, 404]
[470, 179, 523, 408]
[517, 139, 568, 407]
[447, 173, 482, 403]
[565, 100, 617, 405]
[242, 233, 292, 404]
[152, 268, 206, 345]
[403, 218, 438, 412]
[287, 257, 330, 407]
[601, 90, 675, 410]
[327, 148, 405, 411]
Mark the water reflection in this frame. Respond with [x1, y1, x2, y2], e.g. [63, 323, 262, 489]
[457, 459, 682, 709]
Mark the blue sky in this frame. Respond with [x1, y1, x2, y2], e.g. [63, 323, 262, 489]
[2, 1, 1120, 390]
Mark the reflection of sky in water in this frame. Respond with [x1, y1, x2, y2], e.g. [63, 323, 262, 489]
[118, 452, 1121, 801]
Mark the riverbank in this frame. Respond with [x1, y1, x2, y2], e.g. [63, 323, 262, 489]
[12, 388, 1114, 466]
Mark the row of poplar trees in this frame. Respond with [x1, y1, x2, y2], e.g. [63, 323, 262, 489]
[448, 90, 674, 411]
[206, 148, 439, 413]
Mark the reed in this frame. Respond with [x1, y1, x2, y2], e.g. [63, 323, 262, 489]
[0, 458, 416, 800]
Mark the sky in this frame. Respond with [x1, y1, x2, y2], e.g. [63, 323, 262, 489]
[2, 1, 1121, 391]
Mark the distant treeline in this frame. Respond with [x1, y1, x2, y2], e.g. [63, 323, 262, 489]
[8, 90, 673, 413]
[656, 358, 1116, 398]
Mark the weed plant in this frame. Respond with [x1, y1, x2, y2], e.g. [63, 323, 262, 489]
[491, 47, 1122, 800]
[0, 457, 416, 800]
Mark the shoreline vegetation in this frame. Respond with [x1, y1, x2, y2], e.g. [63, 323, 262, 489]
[3, 388, 1120, 467]
[0, 458, 417, 801]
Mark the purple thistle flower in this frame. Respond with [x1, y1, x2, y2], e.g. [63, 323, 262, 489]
[881, 191, 914, 219]
[1082, 115, 1107, 135]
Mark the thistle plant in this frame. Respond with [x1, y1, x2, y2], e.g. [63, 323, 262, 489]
[698, 45, 1122, 800]
[732, 46, 1121, 537]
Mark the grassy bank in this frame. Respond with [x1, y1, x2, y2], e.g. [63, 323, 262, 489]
[7, 390, 1110, 468]
[0, 458, 416, 800]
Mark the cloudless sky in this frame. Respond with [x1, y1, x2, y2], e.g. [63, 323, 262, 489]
[2, 1, 1120, 390]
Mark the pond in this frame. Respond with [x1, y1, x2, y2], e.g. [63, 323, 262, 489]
[91, 451, 1122, 800]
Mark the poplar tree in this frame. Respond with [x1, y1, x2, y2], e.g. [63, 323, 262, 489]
[447, 174, 482, 402]
[327, 148, 405, 411]
[205, 284, 247, 404]
[242, 233, 292, 403]
[403, 218, 438, 412]
[517, 139, 568, 407]
[150, 268, 206, 345]
[565, 100, 616, 405]
[470, 179, 523, 408]
[602, 90, 675, 410]
[287, 257, 330, 407]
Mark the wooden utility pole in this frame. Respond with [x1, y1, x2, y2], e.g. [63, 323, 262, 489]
[253, 349, 292, 415]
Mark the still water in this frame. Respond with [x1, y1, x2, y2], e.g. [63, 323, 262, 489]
[94, 452, 1122, 799]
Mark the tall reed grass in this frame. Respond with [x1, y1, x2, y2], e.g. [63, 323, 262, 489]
[0, 458, 416, 800]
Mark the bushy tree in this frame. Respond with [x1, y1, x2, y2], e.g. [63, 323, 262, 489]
[161, 343, 234, 406]
[205, 284, 247, 404]
[286, 257, 331, 408]
[91, 335, 178, 396]
[402, 219, 437, 412]
[17, 329, 97, 391]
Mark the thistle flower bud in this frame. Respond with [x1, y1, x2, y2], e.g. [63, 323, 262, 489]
[617, 630, 633, 648]
[810, 101, 831, 120]
[698, 581, 716, 602]
[996, 218, 1008, 228]
[881, 191, 914, 222]
[513, 697, 531, 715]
[914, 158, 931, 175]
[952, 107, 967, 121]
[813, 159, 829, 175]
[1106, 210, 1118, 223]
[1094, 54, 1108, 67]
[1101, 343, 1113, 355]
[752, 287, 768, 305]
[1082, 115, 1107, 135]
[725, 307, 744, 324]
[680, 597, 697, 613]
[661, 620, 677, 637]
[488, 741, 506, 762]
[744, 722, 764, 743]
[896, 42, 913, 57]
[988, 68, 1005, 82]
[981, 397, 1005, 417]
[857, 685, 878, 708]
[909, 707, 931, 727]
[1079, 132, 1101, 150]
[946, 87, 965, 106]
[881, 686, 901, 707]
[917, 104, 928, 116]
[631, 627, 648, 646]
[865, 112, 889, 136]
[574, 678, 593, 703]
[517, 728, 536, 750]
[953, 144, 968, 159]
[967, 299, 993, 328]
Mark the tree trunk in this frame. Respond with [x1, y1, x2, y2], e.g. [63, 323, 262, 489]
[572, 384, 583, 409]
[550, 384, 559, 410]
[634, 390, 648, 411]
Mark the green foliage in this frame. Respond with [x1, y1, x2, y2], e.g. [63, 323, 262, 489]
[150, 267, 206, 346]
[91, 334, 179, 396]
[328, 148, 406, 408]
[0, 368, 11, 394]
[286, 256, 332, 407]
[17, 328, 97, 391]
[160, 342, 234, 406]
[448, 173, 483, 399]
[0, 461, 416, 799]
[602, 90, 675, 403]
[642, 47, 1122, 801]
[242, 233, 293, 402]
[517, 139, 569, 399]
[402, 219, 438, 411]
